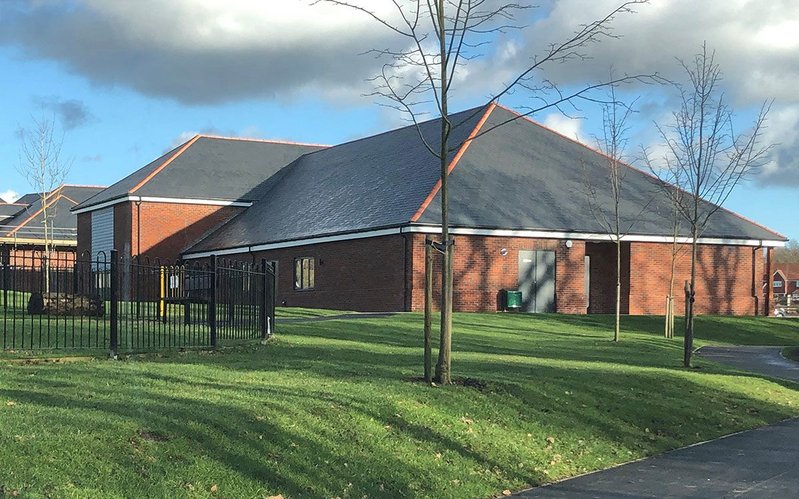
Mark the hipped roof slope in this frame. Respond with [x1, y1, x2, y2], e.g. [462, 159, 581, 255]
[418, 105, 783, 241]
[187, 108, 489, 252]
[187, 104, 782, 254]
[73, 136, 326, 211]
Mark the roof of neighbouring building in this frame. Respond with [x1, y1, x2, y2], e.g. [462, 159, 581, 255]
[774, 264, 799, 279]
[72, 136, 327, 211]
[184, 104, 785, 254]
[0, 203, 27, 220]
[2, 185, 106, 242]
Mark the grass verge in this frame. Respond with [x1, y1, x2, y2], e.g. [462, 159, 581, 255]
[0, 312, 798, 498]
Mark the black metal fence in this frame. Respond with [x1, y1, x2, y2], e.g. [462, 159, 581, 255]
[0, 249, 275, 354]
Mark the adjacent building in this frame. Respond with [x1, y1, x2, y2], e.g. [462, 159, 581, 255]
[1, 185, 105, 266]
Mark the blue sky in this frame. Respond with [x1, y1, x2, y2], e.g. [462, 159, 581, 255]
[0, 0, 797, 241]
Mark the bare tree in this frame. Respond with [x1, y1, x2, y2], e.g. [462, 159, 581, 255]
[585, 84, 646, 342]
[317, 0, 657, 383]
[649, 43, 771, 367]
[773, 240, 799, 263]
[17, 115, 72, 292]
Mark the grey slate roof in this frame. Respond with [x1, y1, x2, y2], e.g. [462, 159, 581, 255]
[0, 203, 27, 219]
[186, 108, 490, 252]
[417, 106, 783, 241]
[73, 137, 326, 211]
[185, 104, 783, 254]
[2, 185, 105, 239]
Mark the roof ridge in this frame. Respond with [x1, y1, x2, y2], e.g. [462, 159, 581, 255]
[300, 105, 489, 160]
[410, 103, 496, 222]
[197, 134, 329, 148]
[60, 183, 108, 189]
[493, 103, 787, 242]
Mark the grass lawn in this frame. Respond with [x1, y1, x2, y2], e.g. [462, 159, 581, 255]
[0, 312, 798, 498]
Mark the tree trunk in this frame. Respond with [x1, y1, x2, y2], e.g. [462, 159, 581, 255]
[42, 191, 51, 294]
[424, 237, 433, 383]
[684, 226, 698, 367]
[434, 0, 452, 385]
[614, 238, 621, 342]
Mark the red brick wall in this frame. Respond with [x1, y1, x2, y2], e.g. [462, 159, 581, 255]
[185, 233, 764, 316]
[628, 242, 763, 316]
[4, 247, 76, 267]
[408, 234, 587, 314]
[765, 248, 773, 314]
[114, 203, 133, 259]
[585, 242, 630, 314]
[246, 235, 408, 312]
[77, 213, 91, 258]
[129, 202, 243, 261]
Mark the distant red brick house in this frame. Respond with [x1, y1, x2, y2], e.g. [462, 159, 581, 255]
[74, 105, 786, 315]
[772, 264, 799, 300]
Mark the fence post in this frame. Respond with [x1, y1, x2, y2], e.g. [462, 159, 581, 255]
[209, 255, 217, 348]
[109, 249, 119, 358]
[1, 247, 9, 312]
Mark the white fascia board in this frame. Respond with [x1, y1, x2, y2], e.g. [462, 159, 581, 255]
[407, 225, 785, 247]
[72, 196, 252, 214]
[182, 224, 785, 259]
[182, 227, 405, 259]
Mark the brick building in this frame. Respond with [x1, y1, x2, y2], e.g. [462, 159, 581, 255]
[772, 263, 799, 301]
[75, 104, 786, 315]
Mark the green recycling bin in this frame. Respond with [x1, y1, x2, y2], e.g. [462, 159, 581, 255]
[503, 289, 522, 311]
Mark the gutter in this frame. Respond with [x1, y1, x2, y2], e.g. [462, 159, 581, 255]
[181, 224, 787, 260]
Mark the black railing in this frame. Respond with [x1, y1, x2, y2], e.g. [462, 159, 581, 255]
[0, 249, 276, 354]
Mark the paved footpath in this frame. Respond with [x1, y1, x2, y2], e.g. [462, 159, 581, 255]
[516, 346, 799, 498]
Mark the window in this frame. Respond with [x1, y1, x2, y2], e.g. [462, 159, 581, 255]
[294, 257, 315, 290]
[795, 280, 799, 287]
[773, 281, 783, 288]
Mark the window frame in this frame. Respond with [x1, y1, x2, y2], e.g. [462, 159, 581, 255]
[293, 256, 315, 291]
[773, 280, 783, 288]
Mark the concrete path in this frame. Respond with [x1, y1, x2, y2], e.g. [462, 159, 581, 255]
[696, 346, 799, 383]
[516, 346, 799, 498]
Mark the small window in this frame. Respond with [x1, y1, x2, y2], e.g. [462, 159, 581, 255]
[795, 280, 799, 287]
[773, 281, 783, 288]
[294, 257, 315, 290]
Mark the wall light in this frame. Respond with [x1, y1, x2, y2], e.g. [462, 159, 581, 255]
[565, 240, 573, 248]
[499, 248, 508, 256]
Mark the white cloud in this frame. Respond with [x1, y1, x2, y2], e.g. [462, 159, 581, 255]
[543, 113, 583, 142]
[0, 190, 20, 203]
[758, 105, 799, 186]
[1, 0, 796, 185]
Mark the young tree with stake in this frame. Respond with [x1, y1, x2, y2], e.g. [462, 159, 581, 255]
[585, 84, 652, 342]
[317, 0, 657, 383]
[649, 43, 772, 366]
[17, 115, 72, 293]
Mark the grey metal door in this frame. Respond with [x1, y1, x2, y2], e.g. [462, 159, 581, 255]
[535, 250, 556, 312]
[518, 250, 556, 313]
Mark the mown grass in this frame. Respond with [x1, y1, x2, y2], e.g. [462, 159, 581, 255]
[0, 312, 798, 498]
